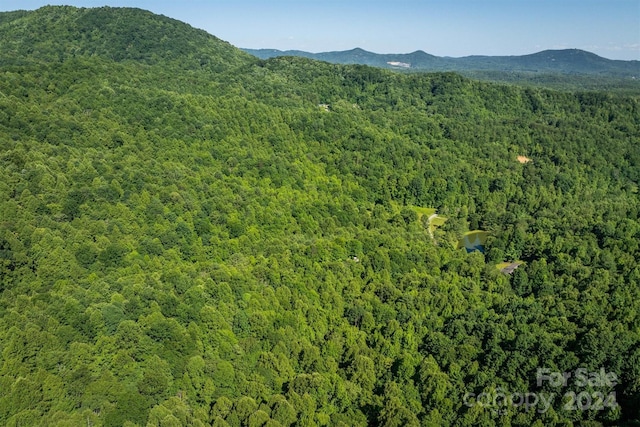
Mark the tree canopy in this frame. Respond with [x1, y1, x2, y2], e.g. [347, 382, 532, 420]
[0, 6, 639, 427]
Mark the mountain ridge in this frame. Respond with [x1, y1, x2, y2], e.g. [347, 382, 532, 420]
[243, 47, 640, 76]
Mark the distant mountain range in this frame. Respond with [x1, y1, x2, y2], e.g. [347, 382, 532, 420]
[243, 47, 640, 77]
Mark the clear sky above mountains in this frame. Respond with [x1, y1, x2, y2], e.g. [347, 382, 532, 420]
[1, 0, 638, 60]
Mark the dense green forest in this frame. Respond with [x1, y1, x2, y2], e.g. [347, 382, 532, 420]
[1, 6, 639, 427]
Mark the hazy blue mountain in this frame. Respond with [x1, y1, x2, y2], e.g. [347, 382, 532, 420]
[244, 47, 640, 77]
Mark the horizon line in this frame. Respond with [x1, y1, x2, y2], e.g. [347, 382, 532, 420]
[240, 46, 639, 62]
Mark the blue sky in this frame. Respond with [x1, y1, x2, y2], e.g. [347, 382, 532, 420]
[1, 0, 638, 60]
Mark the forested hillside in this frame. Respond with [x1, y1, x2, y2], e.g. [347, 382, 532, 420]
[1, 6, 639, 427]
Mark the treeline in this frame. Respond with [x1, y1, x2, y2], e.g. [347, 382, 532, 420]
[0, 6, 639, 427]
